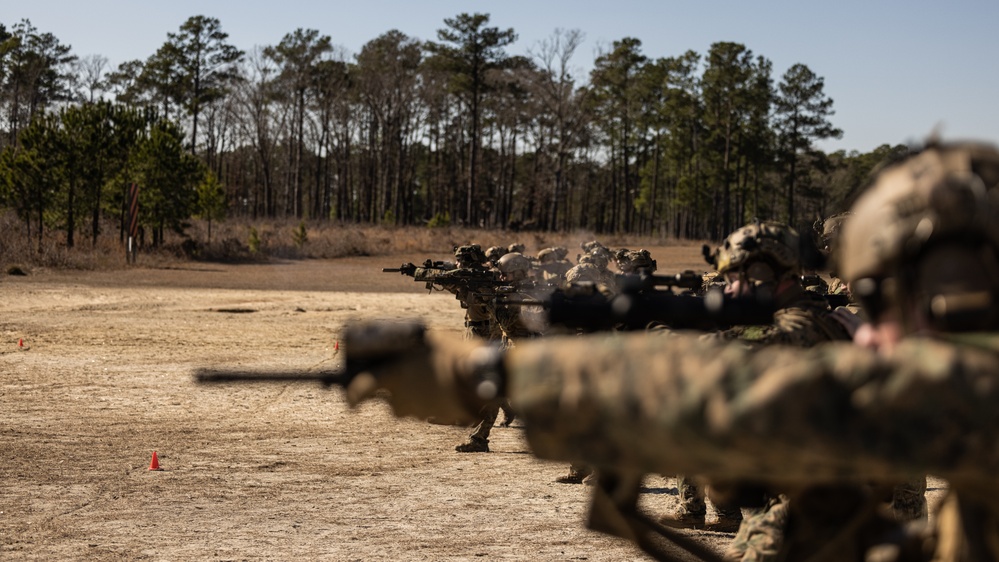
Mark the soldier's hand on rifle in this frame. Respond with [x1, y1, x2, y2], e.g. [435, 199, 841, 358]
[343, 320, 505, 424]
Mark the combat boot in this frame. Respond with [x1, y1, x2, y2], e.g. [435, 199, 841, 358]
[704, 514, 742, 533]
[658, 510, 706, 530]
[500, 406, 516, 427]
[554, 464, 591, 484]
[455, 437, 489, 453]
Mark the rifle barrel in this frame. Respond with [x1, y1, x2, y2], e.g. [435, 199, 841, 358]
[193, 368, 350, 387]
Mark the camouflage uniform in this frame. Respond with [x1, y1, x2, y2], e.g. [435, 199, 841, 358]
[672, 222, 852, 538]
[537, 247, 572, 284]
[347, 141, 999, 560]
[457, 252, 540, 453]
[431, 245, 498, 340]
[503, 332, 998, 561]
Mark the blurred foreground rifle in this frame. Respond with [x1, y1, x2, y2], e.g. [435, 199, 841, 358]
[614, 270, 705, 294]
[504, 284, 774, 332]
[192, 321, 426, 389]
[196, 317, 726, 562]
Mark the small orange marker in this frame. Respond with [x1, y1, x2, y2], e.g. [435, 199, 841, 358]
[18, 338, 24, 348]
[148, 451, 163, 471]
[334, 341, 339, 350]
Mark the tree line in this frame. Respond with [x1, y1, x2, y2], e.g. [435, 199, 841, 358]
[0, 13, 908, 252]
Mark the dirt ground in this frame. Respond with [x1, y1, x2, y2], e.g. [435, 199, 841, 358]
[0, 243, 944, 561]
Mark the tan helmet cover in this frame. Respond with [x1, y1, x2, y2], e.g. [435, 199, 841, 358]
[614, 248, 657, 273]
[579, 251, 609, 270]
[838, 142, 999, 284]
[485, 246, 508, 263]
[816, 212, 851, 253]
[713, 221, 801, 276]
[565, 263, 603, 284]
[537, 248, 557, 264]
[496, 252, 532, 275]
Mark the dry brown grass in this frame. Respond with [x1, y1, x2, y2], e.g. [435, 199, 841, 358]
[0, 210, 698, 273]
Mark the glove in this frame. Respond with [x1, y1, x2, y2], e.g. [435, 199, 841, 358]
[342, 320, 506, 424]
[830, 306, 864, 337]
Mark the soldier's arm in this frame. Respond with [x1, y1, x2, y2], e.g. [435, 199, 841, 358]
[504, 332, 999, 489]
[345, 325, 999, 491]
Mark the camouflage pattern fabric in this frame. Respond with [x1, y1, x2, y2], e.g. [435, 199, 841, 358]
[727, 495, 788, 561]
[708, 286, 851, 348]
[674, 475, 743, 521]
[675, 284, 851, 540]
[892, 475, 928, 522]
[504, 331, 999, 560]
[469, 401, 500, 442]
[418, 266, 497, 340]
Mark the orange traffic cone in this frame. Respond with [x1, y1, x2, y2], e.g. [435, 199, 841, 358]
[148, 451, 163, 471]
[18, 338, 23, 348]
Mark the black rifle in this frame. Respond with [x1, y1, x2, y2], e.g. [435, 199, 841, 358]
[415, 267, 505, 295]
[382, 259, 454, 276]
[193, 321, 427, 388]
[505, 285, 774, 333]
[614, 270, 705, 294]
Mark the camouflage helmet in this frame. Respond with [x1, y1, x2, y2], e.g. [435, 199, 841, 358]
[453, 244, 487, 266]
[614, 248, 657, 273]
[485, 246, 508, 263]
[581, 240, 613, 261]
[552, 246, 569, 261]
[838, 141, 999, 287]
[508, 243, 526, 254]
[708, 221, 801, 277]
[537, 247, 558, 264]
[578, 251, 609, 270]
[814, 212, 851, 255]
[496, 252, 532, 276]
[565, 262, 603, 284]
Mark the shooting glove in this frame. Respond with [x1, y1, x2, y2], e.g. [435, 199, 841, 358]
[343, 320, 506, 424]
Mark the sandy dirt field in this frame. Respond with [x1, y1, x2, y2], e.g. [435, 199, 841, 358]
[0, 243, 943, 561]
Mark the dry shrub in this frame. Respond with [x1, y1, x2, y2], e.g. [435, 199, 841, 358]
[0, 210, 687, 272]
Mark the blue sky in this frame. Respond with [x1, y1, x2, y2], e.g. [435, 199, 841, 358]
[4, 0, 999, 154]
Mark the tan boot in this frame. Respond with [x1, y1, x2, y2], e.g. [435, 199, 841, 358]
[704, 514, 742, 533]
[658, 511, 706, 530]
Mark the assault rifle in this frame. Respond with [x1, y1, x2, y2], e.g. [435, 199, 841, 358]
[193, 320, 426, 390]
[195, 319, 730, 562]
[503, 284, 774, 333]
[614, 270, 704, 294]
[414, 266, 506, 296]
[382, 259, 454, 276]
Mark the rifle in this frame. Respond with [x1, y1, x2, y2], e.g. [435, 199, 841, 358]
[193, 320, 426, 389]
[414, 267, 504, 295]
[614, 270, 705, 294]
[194, 319, 728, 562]
[382, 259, 454, 276]
[503, 285, 775, 333]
